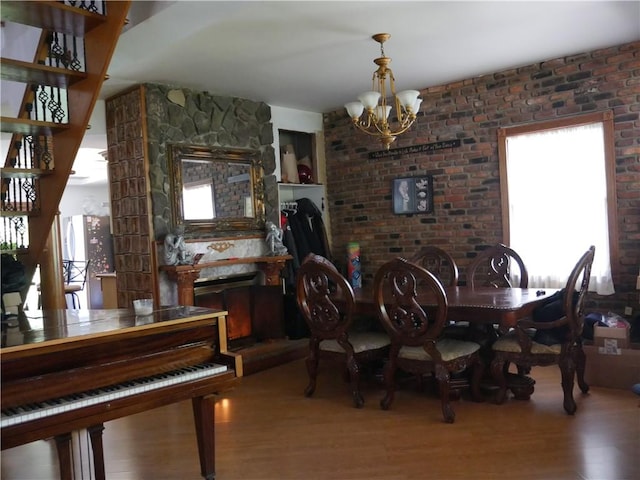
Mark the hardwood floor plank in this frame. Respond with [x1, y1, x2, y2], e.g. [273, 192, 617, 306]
[2, 359, 638, 479]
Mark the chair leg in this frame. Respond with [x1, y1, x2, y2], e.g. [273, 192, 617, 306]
[576, 343, 589, 394]
[345, 352, 364, 409]
[491, 355, 508, 404]
[470, 358, 485, 403]
[559, 350, 577, 415]
[304, 339, 319, 398]
[65, 292, 79, 309]
[380, 347, 399, 411]
[435, 364, 455, 423]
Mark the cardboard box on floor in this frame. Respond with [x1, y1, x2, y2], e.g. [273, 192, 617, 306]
[593, 320, 630, 350]
[583, 344, 640, 390]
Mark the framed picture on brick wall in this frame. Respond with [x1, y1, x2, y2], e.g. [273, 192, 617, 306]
[392, 175, 433, 215]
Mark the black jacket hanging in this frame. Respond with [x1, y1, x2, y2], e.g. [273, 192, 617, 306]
[287, 197, 330, 264]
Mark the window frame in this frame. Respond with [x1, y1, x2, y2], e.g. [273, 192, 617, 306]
[497, 111, 619, 280]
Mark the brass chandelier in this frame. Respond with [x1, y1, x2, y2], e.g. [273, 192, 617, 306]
[345, 33, 422, 150]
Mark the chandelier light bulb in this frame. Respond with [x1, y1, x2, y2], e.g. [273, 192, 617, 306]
[412, 98, 423, 114]
[375, 105, 392, 121]
[358, 91, 381, 110]
[345, 101, 364, 119]
[396, 90, 420, 110]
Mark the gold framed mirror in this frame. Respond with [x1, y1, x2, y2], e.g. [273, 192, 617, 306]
[169, 145, 265, 235]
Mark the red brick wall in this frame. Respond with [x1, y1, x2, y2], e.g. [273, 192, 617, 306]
[323, 41, 639, 311]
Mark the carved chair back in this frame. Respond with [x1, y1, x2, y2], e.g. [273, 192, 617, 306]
[409, 246, 459, 287]
[296, 253, 355, 341]
[565, 246, 595, 339]
[467, 243, 528, 288]
[374, 257, 448, 351]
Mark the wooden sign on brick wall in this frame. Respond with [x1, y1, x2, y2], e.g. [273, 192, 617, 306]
[368, 139, 461, 159]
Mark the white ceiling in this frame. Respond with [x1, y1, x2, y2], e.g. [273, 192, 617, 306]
[7, 1, 640, 185]
[103, 0, 640, 113]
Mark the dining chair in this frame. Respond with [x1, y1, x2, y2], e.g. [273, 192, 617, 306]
[467, 243, 528, 289]
[296, 253, 390, 408]
[63, 259, 90, 309]
[409, 246, 470, 380]
[373, 257, 483, 423]
[409, 246, 459, 287]
[465, 243, 530, 356]
[490, 246, 595, 415]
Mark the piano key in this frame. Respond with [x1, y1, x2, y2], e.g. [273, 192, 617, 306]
[1, 363, 228, 428]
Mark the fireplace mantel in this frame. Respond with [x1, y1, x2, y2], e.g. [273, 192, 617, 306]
[160, 255, 291, 306]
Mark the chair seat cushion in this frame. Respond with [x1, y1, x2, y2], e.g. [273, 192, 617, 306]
[492, 331, 562, 354]
[398, 338, 480, 362]
[320, 331, 390, 354]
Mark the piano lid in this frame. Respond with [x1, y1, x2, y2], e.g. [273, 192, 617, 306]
[1, 306, 227, 352]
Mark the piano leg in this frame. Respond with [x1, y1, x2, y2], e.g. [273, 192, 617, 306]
[192, 394, 217, 480]
[54, 433, 73, 480]
[88, 423, 106, 480]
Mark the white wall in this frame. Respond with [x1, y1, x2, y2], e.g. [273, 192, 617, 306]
[59, 184, 111, 219]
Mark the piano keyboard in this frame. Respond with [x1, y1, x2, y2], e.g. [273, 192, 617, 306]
[1, 363, 228, 428]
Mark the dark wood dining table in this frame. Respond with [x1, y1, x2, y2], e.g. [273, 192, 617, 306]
[351, 286, 560, 329]
[349, 285, 560, 400]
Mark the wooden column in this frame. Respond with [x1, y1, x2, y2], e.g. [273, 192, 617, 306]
[257, 258, 288, 286]
[165, 268, 201, 306]
[39, 213, 66, 310]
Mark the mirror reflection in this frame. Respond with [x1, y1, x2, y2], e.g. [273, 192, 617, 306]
[181, 159, 253, 220]
[169, 145, 265, 235]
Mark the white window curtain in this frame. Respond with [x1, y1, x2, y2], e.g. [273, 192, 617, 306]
[505, 122, 614, 295]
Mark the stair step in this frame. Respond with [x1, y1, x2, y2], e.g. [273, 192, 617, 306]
[0, 58, 87, 87]
[1, 0, 106, 37]
[1, 168, 53, 179]
[0, 247, 29, 256]
[0, 117, 69, 136]
[0, 211, 38, 218]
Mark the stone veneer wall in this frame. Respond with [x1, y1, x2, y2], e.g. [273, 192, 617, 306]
[107, 84, 279, 307]
[144, 83, 276, 239]
[323, 41, 639, 312]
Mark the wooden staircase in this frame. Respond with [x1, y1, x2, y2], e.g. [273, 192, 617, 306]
[1, 1, 130, 307]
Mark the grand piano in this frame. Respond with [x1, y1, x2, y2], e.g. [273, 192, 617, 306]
[1, 306, 240, 480]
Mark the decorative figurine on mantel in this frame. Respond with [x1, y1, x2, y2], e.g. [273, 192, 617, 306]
[164, 226, 194, 265]
[265, 221, 288, 256]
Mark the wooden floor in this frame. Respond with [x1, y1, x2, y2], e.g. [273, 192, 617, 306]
[2, 359, 638, 480]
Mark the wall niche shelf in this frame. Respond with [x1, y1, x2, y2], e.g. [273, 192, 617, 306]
[277, 129, 326, 218]
[277, 183, 325, 218]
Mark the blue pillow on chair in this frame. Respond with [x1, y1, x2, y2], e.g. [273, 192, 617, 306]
[581, 312, 606, 340]
[531, 289, 579, 345]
